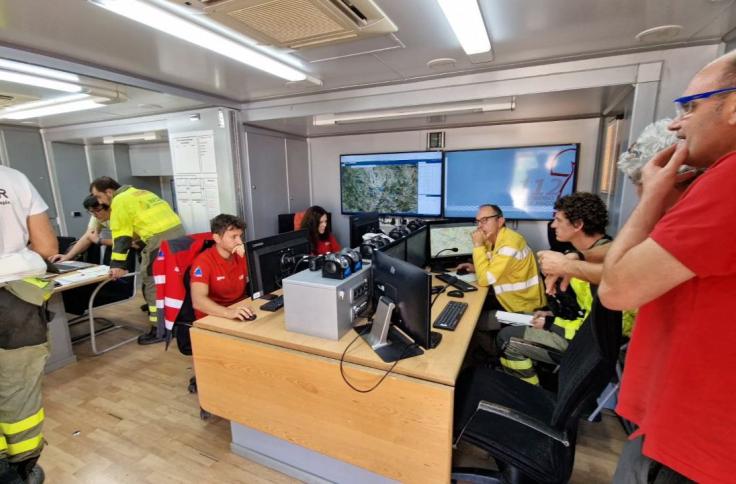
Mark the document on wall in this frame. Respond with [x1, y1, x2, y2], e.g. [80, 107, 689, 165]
[170, 130, 216, 174]
[173, 175, 221, 233]
[496, 311, 534, 326]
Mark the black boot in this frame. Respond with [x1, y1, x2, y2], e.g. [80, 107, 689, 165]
[137, 326, 164, 345]
[9, 456, 43, 484]
[0, 458, 24, 484]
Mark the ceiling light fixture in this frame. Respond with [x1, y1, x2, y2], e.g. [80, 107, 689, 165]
[0, 99, 107, 120]
[437, 0, 491, 55]
[0, 69, 83, 93]
[313, 98, 515, 126]
[0, 59, 81, 83]
[103, 132, 159, 144]
[89, 0, 310, 82]
[0, 94, 90, 113]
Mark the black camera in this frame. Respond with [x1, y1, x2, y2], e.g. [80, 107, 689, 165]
[340, 248, 362, 272]
[322, 253, 352, 279]
[308, 254, 325, 271]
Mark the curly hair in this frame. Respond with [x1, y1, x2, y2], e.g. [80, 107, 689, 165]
[554, 192, 608, 236]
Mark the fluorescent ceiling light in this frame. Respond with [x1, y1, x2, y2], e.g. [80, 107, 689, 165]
[437, 0, 491, 55]
[0, 69, 83, 93]
[1, 94, 90, 113]
[90, 0, 309, 82]
[103, 132, 159, 144]
[313, 99, 515, 126]
[0, 99, 106, 120]
[0, 59, 81, 82]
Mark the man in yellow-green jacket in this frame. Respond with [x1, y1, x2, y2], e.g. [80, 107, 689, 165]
[91, 177, 185, 344]
[457, 204, 545, 313]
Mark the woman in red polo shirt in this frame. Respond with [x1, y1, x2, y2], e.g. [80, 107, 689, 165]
[190, 214, 254, 321]
[300, 205, 341, 255]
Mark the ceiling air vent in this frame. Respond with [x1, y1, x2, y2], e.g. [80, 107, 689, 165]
[170, 0, 397, 49]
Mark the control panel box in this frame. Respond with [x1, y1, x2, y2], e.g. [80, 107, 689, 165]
[283, 265, 370, 340]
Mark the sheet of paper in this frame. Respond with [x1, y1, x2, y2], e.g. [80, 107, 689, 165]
[496, 311, 534, 326]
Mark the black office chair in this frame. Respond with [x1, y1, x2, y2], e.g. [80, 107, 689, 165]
[452, 297, 621, 484]
[57, 236, 77, 255]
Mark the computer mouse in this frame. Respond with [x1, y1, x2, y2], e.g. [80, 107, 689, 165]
[447, 290, 464, 298]
[244, 313, 257, 321]
[456, 267, 469, 276]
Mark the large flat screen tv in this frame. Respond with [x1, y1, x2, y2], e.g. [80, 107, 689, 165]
[340, 151, 443, 216]
[443, 144, 579, 220]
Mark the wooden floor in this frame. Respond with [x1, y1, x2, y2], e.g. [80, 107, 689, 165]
[39, 296, 626, 483]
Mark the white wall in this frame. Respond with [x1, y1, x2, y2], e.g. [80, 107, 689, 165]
[309, 118, 601, 252]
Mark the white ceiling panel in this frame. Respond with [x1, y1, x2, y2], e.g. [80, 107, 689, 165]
[0, 0, 732, 105]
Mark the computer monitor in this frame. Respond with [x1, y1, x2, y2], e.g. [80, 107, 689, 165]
[246, 230, 311, 299]
[349, 212, 380, 248]
[379, 238, 406, 261]
[362, 250, 437, 362]
[406, 225, 428, 268]
[428, 220, 476, 270]
[444, 143, 579, 220]
[340, 151, 443, 216]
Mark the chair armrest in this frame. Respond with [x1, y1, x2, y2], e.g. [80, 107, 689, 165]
[454, 400, 569, 448]
[507, 336, 564, 365]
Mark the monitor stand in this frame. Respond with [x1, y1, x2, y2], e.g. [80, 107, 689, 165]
[360, 296, 423, 363]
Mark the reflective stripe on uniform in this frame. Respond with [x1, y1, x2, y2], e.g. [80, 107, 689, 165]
[154, 275, 166, 284]
[6, 434, 43, 456]
[519, 374, 540, 385]
[156, 299, 164, 308]
[500, 357, 533, 370]
[0, 435, 6, 451]
[496, 245, 531, 260]
[165, 319, 176, 330]
[111, 252, 128, 261]
[494, 275, 540, 295]
[486, 271, 497, 285]
[164, 297, 183, 308]
[0, 408, 44, 435]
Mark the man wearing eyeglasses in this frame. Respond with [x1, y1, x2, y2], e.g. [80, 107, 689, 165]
[600, 52, 736, 483]
[48, 195, 112, 263]
[456, 204, 545, 313]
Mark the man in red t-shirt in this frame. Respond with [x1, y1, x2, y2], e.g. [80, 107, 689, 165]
[191, 214, 254, 321]
[600, 52, 736, 483]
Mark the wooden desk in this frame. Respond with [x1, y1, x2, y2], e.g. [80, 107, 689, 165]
[191, 278, 488, 483]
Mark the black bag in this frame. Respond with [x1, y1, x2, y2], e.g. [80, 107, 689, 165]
[546, 280, 585, 321]
[0, 289, 49, 349]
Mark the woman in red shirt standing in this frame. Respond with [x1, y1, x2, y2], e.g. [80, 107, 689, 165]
[300, 205, 341, 255]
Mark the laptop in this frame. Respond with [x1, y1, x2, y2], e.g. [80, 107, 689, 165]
[45, 260, 94, 274]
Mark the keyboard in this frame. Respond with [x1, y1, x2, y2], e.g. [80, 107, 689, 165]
[433, 301, 469, 331]
[435, 273, 478, 292]
[260, 295, 284, 312]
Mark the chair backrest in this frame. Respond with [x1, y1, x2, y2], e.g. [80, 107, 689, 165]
[57, 236, 77, 254]
[551, 296, 622, 429]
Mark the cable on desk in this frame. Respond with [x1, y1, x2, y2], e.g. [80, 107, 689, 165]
[431, 284, 450, 307]
[339, 326, 417, 393]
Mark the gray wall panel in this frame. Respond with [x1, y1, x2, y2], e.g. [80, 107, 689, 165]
[246, 131, 288, 238]
[52, 142, 91, 236]
[2, 127, 57, 218]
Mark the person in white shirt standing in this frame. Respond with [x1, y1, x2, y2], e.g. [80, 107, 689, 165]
[0, 165, 57, 484]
